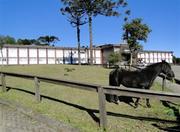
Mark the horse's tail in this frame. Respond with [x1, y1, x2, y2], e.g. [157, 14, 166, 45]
[107, 67, 120, 104]
[109, 66, 122, 85]
[109, 68, 118, 86]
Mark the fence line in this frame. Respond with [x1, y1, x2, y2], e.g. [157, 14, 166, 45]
[0, 71, 180, 130]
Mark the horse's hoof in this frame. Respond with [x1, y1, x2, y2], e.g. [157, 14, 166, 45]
[147, 104, 151, 108]
[115, 101, 119, 105]
[135, 103, 138, 108]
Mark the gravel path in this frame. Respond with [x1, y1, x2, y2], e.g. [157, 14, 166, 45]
[172, 65, 180, 79]
[155, 65, 180, 93]
[0, 104, 56, 132]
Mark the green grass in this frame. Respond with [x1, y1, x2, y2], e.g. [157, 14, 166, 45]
[0, 65, 179, 132]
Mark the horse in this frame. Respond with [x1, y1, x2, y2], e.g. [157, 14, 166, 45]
[106, 67, 134, 105]
[106, 60, 175, 108]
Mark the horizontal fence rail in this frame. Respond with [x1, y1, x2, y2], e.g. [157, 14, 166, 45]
[0, 71, 99, 92]
[0, 71, 180, 130]
[103, 86, 180, 102]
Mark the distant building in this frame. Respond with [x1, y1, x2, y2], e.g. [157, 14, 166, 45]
[0, 44, 173, 65]
[0, 45, 101, 65]
[137, 50, 173, 64]
[98, 44, 173, 64]
[97, 44, 130, 64]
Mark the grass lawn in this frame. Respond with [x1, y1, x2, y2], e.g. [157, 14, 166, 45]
[0, 65, 179, 132]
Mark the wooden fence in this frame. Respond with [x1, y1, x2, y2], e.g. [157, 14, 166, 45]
[0, 71, 180, 130]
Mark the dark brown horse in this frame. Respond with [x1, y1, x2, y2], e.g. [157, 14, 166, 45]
[106, 60, 175, 107]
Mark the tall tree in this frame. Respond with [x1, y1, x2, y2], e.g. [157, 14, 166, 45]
[80, 0, 128, 65]
[123, 18, 151, 66]
[0, 36, 5, 65]
[61, 0, 87, 65]
[37, 36, 60, 46]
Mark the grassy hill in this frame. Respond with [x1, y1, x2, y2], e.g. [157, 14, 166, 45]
[0, 65, 179, 132]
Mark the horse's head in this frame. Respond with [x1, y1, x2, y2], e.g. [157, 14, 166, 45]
[161, 60, 175, 79]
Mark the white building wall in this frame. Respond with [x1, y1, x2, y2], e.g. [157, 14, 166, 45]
[1, 45, 173, 65]
[138, 51, 173, 64]
[56, 49, 63, 64]
[0, 48, 7, 65]
[48, 49, 55, 64]
[9, 48, 17, 57]
[19, 48, 28, 64]
[64, 50, 71, 64]
[39, 49, 46, 57]
[71, 50, 78, 64]
[19, 48, 27, 57]
[56, 50, 63, 57]
[39, 49, 46, 64]
[29, 49, 37, 57]
[48, 49, 55, 57]
[80, 53, 86, 63]
[95, 50, 101, 64]
[8, 48, 17, 64]
[29, 49, 37, 64]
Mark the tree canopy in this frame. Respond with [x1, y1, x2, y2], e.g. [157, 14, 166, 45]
[17, 39, 39, 45]
[123, 18, 151, 52]
[37, 36, 60, 46]
[77, 0, 128, 65]
[0, 35, 60, 46]
[0, 35, 16, 45]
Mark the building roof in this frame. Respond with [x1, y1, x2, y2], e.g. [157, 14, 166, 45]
[3, 44, 101, 50]
[97, 44, 173, 53]
[139, 50, 173, 53]
[97, 44, 128, 49]
[3, 44, 173, 54]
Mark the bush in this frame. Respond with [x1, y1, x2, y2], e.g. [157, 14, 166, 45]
[108, 52, 120, 66]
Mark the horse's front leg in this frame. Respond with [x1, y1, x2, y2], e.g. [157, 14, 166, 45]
[135, 98, 140, 108]
[145, 86, 151, 108]
[146, 98, 151, 108]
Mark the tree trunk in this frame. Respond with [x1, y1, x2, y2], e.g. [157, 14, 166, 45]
[129, 52, 132, 70]
[1, 47, 3, 66]
[77, 24, 81, 65]
[88, 16, 93, 65]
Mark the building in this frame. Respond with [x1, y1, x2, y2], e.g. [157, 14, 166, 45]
[0, 44, 173, 65]
[97, 44, 129, 64]
[0, 45, 102, 65]
[98, 44, 173, 64]
[137, 50, 173, 64]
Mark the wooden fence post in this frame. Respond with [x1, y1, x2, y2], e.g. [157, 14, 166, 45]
[1, 73, 6, 92]
[98, 86, 107, 130]
[34, 77, 41, 102]
[162, 77, 166, 91]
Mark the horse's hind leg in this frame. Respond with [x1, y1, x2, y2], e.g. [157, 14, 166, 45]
[135, 98, 140, 108]
[146, 98, 151, 108]
[145, 87, 151, 108]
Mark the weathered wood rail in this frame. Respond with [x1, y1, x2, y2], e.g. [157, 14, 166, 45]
[0, 71, 180, 130]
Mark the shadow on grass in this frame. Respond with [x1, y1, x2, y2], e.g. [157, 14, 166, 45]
[152, 124, 180, 132]
[151, 101, 180, 132]
[4, 86, 180, 128]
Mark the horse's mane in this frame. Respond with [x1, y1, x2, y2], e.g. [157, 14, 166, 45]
[145, 62, 162, 69]
[114, 62, 165, 73]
